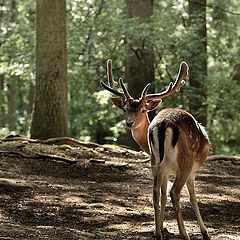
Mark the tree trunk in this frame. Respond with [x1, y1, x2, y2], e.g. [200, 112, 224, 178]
[5, 0, 18, 131]
[0, 3, 3, 127]
[0, 74, 6, 127]
[28, 82, 35, 115]
[188, 0, 207, 126]
[125, 49, 155, 99]
[118, 0, 155, 150]
[30, 0, 68, 139]
[232, 64, 240, 83]
[7, 81, 17, 131]
[125, 0, 154, 101]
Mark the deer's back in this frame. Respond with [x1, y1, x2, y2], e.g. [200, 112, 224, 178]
[149, 108, 209, 167]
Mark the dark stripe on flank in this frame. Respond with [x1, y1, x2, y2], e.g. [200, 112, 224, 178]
[171, 124, 179, 148]
[157, 122, 179, 162]
[158, 122, 166, 162]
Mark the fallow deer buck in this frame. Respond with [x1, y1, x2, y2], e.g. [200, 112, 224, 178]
[100, 59, 210, 240]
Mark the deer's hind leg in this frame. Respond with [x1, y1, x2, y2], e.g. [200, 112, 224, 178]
[170, 159, 193, 240]
[152, 168, 162, 240]
[186, 174, 210, 240]
[159, 175, 168, 231]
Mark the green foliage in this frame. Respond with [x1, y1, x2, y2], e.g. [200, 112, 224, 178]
[0, 0, 35, 133]
[0, 0, 239, 154]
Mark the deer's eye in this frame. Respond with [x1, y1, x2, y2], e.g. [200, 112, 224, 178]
[142, 109, 147, 113]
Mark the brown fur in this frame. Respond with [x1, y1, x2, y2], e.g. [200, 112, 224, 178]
[122, 106, 210, 240]
[101, 59, 210, 240]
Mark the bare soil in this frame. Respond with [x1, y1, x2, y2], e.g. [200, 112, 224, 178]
[0, 141, 239, 240]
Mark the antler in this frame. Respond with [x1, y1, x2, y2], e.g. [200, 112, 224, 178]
[100, 59, 132, 99]
[101, 60, 188, 101]
[145, 61, 189, 100]
[140, 83, 151, 100]
[106, 59, 117, 88]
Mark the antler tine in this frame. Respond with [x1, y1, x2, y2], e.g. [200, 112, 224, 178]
[100, 59, 124, 98]
[100, 80, 124, 97]
[107, 59, 117, 88]
[172, 61, 188, 92]
[146, 61, 189, 100]
[119, 78, 132, 99]
[140, 83, 151, 99]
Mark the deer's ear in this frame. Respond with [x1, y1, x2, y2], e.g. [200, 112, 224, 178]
[110, 98, 125, 110]
[146, 99, 162, 111]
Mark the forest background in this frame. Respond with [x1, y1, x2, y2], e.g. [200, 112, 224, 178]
[0, 0, 239, 155]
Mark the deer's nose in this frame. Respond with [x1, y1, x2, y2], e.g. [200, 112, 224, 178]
[126, 120, 134, 128]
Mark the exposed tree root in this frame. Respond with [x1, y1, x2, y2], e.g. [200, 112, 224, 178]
[0, 150, 77, 164]
[2, 135, 239, 165]
[207, 155, 240, 165]
[2, 135, 101, 148]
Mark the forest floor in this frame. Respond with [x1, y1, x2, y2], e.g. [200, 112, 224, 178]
[0, 140, 239, 240]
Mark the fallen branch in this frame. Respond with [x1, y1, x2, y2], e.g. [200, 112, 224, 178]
[0, 135, 145, 158]
[0, 150, 77, 164]
[1, 135, 101, 148]
[207, 155, 240, 165]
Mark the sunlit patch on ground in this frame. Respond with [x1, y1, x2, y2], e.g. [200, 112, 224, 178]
[0, 143, 239, 239]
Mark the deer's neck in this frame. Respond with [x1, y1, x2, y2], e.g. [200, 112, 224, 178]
[131, 115, 150, 154]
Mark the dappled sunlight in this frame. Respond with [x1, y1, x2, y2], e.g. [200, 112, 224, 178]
[0, 143, 239, 239]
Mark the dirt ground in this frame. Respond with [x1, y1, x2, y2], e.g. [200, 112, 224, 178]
[0, 141, 239, 240]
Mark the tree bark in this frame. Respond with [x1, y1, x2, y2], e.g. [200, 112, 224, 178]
[6, 0, 18, 131]
[119, 0, 155, 150]
[30, 0, 68, 139]
[7, 81, 17, 131]
[125, 0, 154, 101]
[0, 74, 5, 127]
[188, 0, 207, 126]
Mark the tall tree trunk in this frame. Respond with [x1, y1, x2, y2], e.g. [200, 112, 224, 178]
[118, 0, 155, 150]
[0, 2, 4, 126]
[0, 74, 6, 127]
[30, 0, 68, 139]
[188, 0, 207, 125]
[6, 0, 18, 131]
[28, 82, 35, 115]
[7, 81, 17, 131]
[125, 0, 154, 100]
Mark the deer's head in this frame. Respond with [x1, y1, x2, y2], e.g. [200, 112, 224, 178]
[100, 59, 188, 129]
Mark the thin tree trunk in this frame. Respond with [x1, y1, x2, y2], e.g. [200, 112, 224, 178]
[30, 0, 68, 139]
[7, 81, 17, 131]
[188, 0, 207, 126]
[0, 74, 6, 127]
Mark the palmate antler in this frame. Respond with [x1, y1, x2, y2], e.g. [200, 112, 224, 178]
[100, 59, 189, 101]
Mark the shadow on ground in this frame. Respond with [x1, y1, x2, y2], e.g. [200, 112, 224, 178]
[0, 143, 239, 239]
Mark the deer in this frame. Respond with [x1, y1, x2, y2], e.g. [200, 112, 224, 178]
[100, 59, 211, 240]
